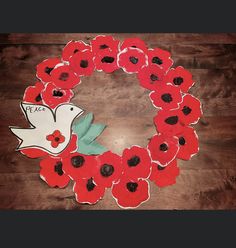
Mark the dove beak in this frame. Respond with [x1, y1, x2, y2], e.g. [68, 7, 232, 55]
[77, 108, 84, 117]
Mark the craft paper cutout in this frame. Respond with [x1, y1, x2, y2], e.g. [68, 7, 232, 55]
[40, 156, 71, 188]
[149, 160, 180, 187]
[147, 47, 173, 72]
[10, 35, 202, 209]
[42, 82, 74, 109]
[72, 113, 108, 155]
[138, 64, 166, 90]
[120, 37, 148, 53]
[10, 102, 83, 154]
[62, 152, 98, 181]
[62, 40, 91, 62]
[73, 177, 106, 204]
[148, 134, 179, 166]
[118, 47, 148, 73]
[112, 176, 150, 209]
[93, 151, 123, 188]
[122, 146, 152, 180]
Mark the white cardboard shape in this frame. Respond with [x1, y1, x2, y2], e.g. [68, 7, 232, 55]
[10, 102, 84, 155]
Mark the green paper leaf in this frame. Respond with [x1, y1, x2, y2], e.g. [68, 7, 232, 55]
[77, 140, 108, 155]
[73, 112, 108, 155]
[81, 123, 106, 144]
[72, 113, 93, 139]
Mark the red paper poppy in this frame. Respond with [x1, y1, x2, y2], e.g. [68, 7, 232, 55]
[20, 147, 48, 159]
[91, 35, 119, 54]
[164, 66, 194, 93]
[50, 65, 80, 89]
[46, 130, 65, 148]
[118, 47, 148, 73]
[62, 40, 91, 62]
[23, 81, 45, 104]
[69, 49, 95, 76]
[147, 134, 179, 166]
[176, 126, 199, 160]
[149, 159, 179, 187]
[112, 176, 150, 208]
[41, 82, 74, 109]
[178, 94, 202, 125]
[120, 37, 148, 53]
[147, 48, 173, 72]
[58, 134, 78, 158]
[93, 151, 123, 188]
[39, 156, 70, 188]
[93, 48, 119, 73]
[73, 177, 105, 204]
[62, 152, 97, 180]
[122, 146, 151, 180]
[137, 64, 166, 91]
[149, 83, 183, 110]
[154, 108, 184, 135]
[20, 134, 78, 159]
[36, 58, 61, 83]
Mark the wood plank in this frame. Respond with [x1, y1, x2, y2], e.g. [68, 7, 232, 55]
[1, 67, 236, 101]
[0, 33, 236, 45]
[0, 33, 236, 210]
[1, 116, 236, 174]
[0, 43, 235, 70]
[0, 168, 236, 209]
[1, 77, 236, 117]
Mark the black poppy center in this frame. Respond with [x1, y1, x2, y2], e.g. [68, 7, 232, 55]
[127, 156, 140, 167]
[53, 90, 63, 97]
[59, 72, 69, 81]
[161, 93, 173, 103]
[71, 155, 85, 168]
[100, 164, 114, 177]
[173, 77, 184, 85]
[35, 94, 42, 102]
[165, 116, 178, 125]
[150, 74, 158, 81]
[100, 44, 109, 49]
[182, 106, 192, 115]
[157, 164, 165, 171]
[80, 60, 88, 68]
[86, 178, 96, 192]
[129, 56, 139, 64]
[54, 137, 60, 142]
[54, 161, 63, 176]
[159, 143, 168, 151]
[179, 137, 186, 146]
[74, 49, 79, 54]
[44, 66, 53, 75]
[101, 56, 115, 63]
[126, 182, 138, 192]
[152, 56, 163, 65]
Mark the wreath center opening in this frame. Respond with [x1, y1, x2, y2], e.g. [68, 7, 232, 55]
[72, 70, 156, 155]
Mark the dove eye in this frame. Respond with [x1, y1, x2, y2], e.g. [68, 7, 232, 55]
[70, 107, 73, 111]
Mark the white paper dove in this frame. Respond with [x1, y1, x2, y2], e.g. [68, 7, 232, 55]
[10, 102, 84, 155]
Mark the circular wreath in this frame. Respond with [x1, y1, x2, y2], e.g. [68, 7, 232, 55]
[12, 35, 202, 209]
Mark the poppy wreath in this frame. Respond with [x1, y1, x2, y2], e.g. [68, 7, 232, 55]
[15, 35, 202, 209]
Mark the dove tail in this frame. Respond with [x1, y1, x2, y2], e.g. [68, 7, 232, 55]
[9, 127, 34, 150]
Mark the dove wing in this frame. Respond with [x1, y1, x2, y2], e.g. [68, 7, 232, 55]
[21, 102, 55, 127]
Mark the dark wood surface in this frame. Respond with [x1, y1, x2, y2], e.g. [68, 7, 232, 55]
[0, 33, 236, 210]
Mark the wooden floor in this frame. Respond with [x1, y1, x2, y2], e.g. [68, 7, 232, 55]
[0, 33, 236, 210]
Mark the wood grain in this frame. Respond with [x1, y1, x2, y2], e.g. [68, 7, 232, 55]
[0, 33, 236, 210]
